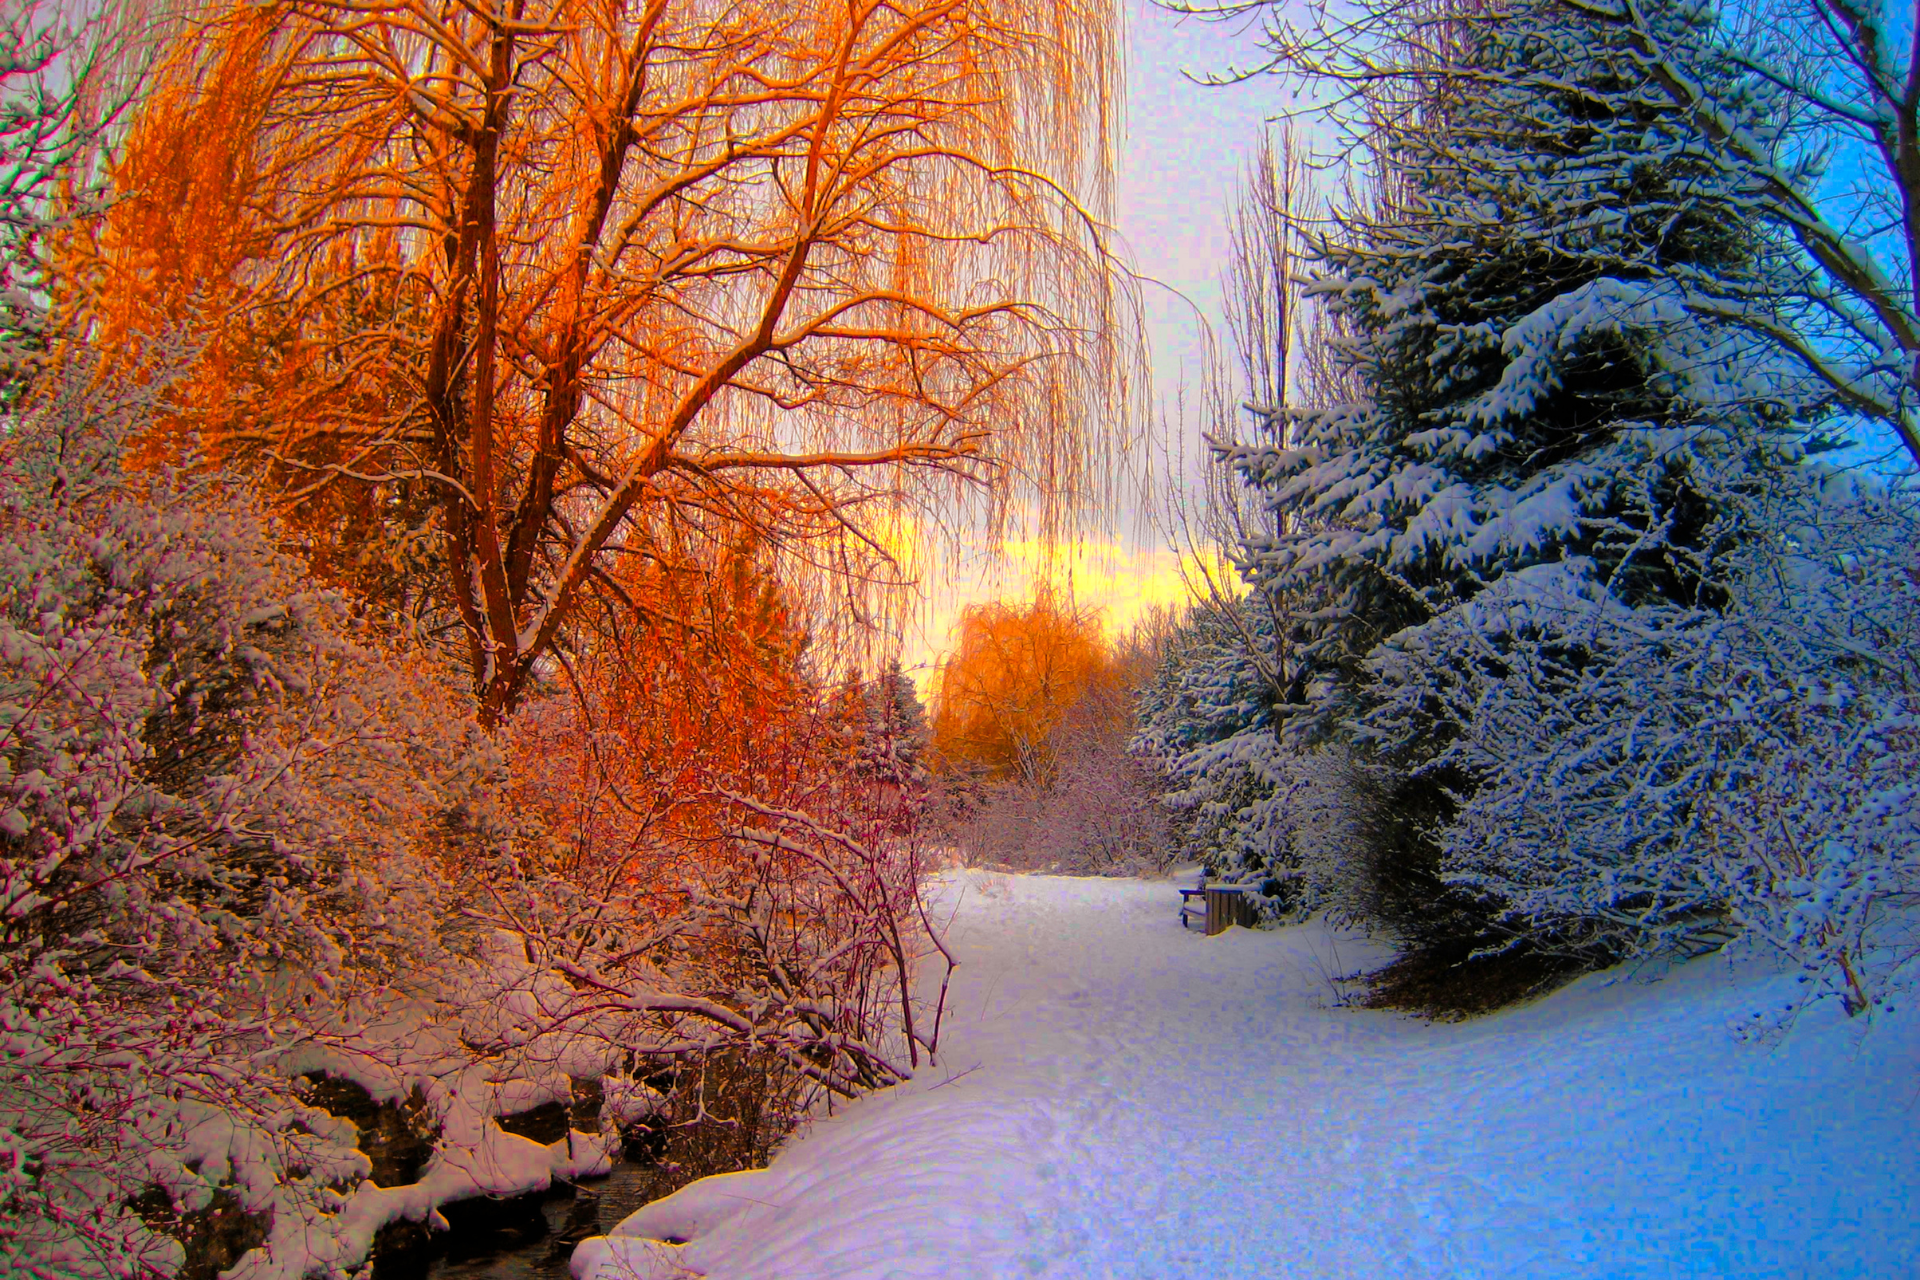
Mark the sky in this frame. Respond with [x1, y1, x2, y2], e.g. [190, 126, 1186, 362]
[1114, 0, 1287, 403]
[893, 0, 1287, 691]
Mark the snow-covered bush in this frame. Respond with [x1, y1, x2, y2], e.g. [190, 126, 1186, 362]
[1366, 559, 1736, 956]
[1, 360, 933, 1277]
[0, 367, 499, 1277]
[947, 724, 1173, 876]
[493, 621, 953, 1105]
[1698, 483, 1919, 1016]
[1368, 473, 1919, 1013]
[932, 595, 1174, 875]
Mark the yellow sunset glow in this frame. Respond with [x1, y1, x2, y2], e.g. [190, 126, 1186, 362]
[897, 536, 1236, 693]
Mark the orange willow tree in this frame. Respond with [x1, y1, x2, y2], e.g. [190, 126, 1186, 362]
[75, 0, 1130, 725]
[932, 587, 1118, 783]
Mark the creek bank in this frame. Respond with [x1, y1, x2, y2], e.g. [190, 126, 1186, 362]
[156, 1046, 784, 1279]
[292, 1071, 666, 1278]
[371, 1160, 663, 1280]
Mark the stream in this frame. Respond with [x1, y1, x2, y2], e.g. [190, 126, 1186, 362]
[373, 1160, 662, 1280]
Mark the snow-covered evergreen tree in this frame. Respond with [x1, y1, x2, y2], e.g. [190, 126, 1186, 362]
[1221, 0, 1813, 960]
[855, 659, 930, 794]
[1, 5, 132, 403]
[1133, 602, 1321, 915]
[1226, 0, 1801, 727]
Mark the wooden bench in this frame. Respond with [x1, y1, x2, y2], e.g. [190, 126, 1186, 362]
[1180, 881, 1256, 936]
[1178, 884, 1206, 930]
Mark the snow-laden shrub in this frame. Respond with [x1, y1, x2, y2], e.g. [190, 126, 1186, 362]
[493, 643, 954, 1104]
[945, 738, 1172, 877]
[1369, 473, 1919, 1013]
[0, 370, 500, 1277]
[0, 358, 962, 1276]
[1687, 482, 1918, 1015]
[940, 633, 1173, 876]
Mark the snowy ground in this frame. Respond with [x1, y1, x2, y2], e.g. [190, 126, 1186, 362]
[573, 870, 1920, 1279]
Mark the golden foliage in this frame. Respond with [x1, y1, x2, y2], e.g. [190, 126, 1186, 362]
[498, 536, 817, 918]
[930, 587, 1119, 781]
[66, 0, 1133, 725]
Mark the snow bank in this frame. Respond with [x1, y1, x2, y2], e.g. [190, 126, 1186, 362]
[576, 870, 1919, 1279]
[235, 931, 654, 1280]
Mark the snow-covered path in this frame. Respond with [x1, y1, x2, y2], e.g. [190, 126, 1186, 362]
[576, 871, 1920, 1279]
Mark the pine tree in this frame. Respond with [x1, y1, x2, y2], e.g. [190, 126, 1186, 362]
[1232, 0, 1799, 715]
[857, 659, 930, 791]
[1224, 0, 1810, 962]
[1133, 603, 1318, 911]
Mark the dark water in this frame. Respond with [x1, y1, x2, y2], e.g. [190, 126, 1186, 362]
[377, 1161, 662, 1280]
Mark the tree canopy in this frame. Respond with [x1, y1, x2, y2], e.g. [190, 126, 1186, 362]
[70, 0, 1133, 724]
[931, 588, 1119, 782]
